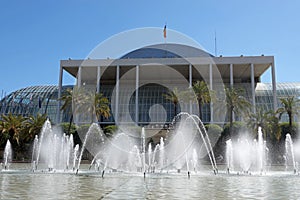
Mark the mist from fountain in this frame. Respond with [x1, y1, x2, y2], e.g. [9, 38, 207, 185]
[226, 127, 268, 174]
[77, 123, 105, 172]
[165, 112, 217, 174]
[72, 112, 218, 175]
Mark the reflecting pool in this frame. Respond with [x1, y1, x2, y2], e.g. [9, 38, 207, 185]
[1, 164, 300, 199]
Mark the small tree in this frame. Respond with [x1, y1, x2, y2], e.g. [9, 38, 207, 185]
[23, 113, 47, 143]
[59, 88, 74, 134]
[0, 113, 27, 145]
[94, 92, 111, 122]
[163, 87, 183, 118]
[192, 80, 215, 120]
[277, 96, 300, 132]
[247, 108, 280, 141]
[224, 87, 251, 138]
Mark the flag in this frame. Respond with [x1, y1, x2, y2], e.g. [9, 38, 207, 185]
[163, 25, 167, 38]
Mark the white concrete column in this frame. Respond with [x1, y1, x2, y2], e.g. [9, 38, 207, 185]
[209, 63, 213, 122]
[189, 64, 192, 114]
[96, 66, 101, 93]
[115, 65, 120, 123]
[230, 64, 234, 87]
[251, 63, 256, 113]
[57, 65, 63, 123]
[77, 66, 82, 87]
[135, 65, 139, 124]
[271, 62, 277, 110]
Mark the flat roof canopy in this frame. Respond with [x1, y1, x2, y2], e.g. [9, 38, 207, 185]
[61, 55, 274, 82]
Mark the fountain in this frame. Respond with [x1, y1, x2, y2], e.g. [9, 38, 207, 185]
[30, 119, 80, 172]
[2, 112, 300, 177]
[225, 127, 268, 174]
[2, 140, 12, 170]
[53, 112, 218, 176]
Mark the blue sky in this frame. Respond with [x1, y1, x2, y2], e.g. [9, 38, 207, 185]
[1, 0, 300, 95]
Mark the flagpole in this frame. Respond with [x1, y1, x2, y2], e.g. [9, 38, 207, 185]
[214, 30, 217, 56]
[163, 24, 167, 57]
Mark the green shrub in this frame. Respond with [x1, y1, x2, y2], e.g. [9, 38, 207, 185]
[279, 122, 298, 140]
[60, 122, 77, 135]
[222, 121, 247, 140]
[60, 122, 82, 145]
[103, 125, 118, 137]
[205, 124, 223, 136]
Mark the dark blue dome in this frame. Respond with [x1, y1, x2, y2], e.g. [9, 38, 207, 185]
[120, 43, 214, 59]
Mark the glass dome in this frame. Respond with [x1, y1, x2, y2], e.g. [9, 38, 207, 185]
[0, 85, 72, 123]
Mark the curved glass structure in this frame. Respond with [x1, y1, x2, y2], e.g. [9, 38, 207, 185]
[0, 85, 72, 122]
[256, 82, 300, 122]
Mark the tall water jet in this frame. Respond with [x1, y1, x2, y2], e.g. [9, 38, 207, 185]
[31, 135, 39, 171]
[148, 143, 152, 172]
[159, 137, 164, 170]
[190, 114, 218, 173]
[257, 127, 265, 173]
[225, 127, 269, 174]
[285, 133, 297, 173]
[192, 148, 198, 172]
[226, 139, 233, 173]
[76, 123, 104, 173]
[141, 127, 146, 173]
[152, 144, 159, 173]
[73, 144, 79, 171]
[3, 140, 12, 170]
[66, 134, 74, 170]
[36, 119, 52, 168]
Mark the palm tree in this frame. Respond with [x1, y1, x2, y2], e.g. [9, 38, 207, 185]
[62, 87, 111, 125]
[192, 80, 215, 120]
[247, 107, 280, 141]
[163, 87, 182, 118]
[277, 96, 300, 131]
[94, 92, 111, 122]
[24, 113, 47, 143]
[59, 88, 74, 134]
[224, 87, 251, 137]
[0, 113, 27, 145]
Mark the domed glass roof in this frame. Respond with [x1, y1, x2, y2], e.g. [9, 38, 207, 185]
[0, 85, 72, 122]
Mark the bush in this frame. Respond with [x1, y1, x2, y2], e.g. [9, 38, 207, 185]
[222, 121, 247, 140]
[205, 124, 223, 136]
[279, 122, 298, 140]
[205, 124, 223, 154]
[103, 125, 118, 137]
[60, 122, 77, 135]
[60, 123, 82, 146]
